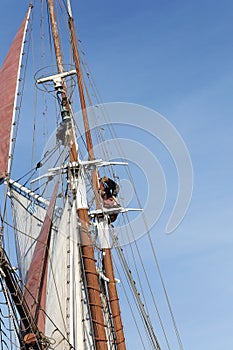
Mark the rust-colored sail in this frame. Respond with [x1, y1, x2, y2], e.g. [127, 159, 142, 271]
[0, 8, 31, 180]
[24, 181, 59, 333]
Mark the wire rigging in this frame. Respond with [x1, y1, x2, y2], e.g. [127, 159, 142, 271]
[77, 40, 184, 348]
[0, 1, 185, 349]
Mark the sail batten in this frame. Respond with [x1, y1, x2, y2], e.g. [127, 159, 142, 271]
[0, 7, 31, 180]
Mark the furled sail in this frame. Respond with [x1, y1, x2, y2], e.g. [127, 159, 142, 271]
[0, 8, 31, 180]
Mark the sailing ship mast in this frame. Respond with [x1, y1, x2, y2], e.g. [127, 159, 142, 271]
[67, 2, 126, 348]
[0, 1, 186, 349]
[46, 0, 126, 348]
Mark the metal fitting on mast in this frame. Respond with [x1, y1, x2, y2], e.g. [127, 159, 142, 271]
[36, 69, 76, 122]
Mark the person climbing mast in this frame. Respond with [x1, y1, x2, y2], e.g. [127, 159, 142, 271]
[99, 176, 120, 222]
[99, 176, 119, 199]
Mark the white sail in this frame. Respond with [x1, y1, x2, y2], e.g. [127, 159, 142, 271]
[0, 1, 185, 349]
[10, 187, 48, 282]
[44, 198, 70, 348]
[70, 199, 94, 350]
[10, 184, 94, 348]
[45, 197, 94, 349]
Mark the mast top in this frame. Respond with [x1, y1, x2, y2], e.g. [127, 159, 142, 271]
[66, 0, 73, 18]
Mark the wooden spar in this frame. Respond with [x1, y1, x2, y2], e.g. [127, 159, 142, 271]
[67, 12, 94, 162]
[67, 3, 126, 349]
[47, 1, 108, 348]
[47, 0, 64, 73]
[67, 13, 100, 205]
[77, 209, 108, 349]
[103, 249, 126, 348]
[47, 0, 77, 162]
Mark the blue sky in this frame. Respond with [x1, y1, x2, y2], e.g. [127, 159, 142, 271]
[1, 0, 233, 349]
[76, 4, 233, 348]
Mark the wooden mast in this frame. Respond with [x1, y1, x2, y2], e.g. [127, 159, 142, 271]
[47, 0, 77, 162]
[67, 2, 126, 349]
[47, 1, 108, 349]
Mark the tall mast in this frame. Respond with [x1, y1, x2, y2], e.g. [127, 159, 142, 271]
[66, 1, 94, 162]
[47, 0, 77, 162]
[47, 1, 108, 348]
[67, 1, 126, 349]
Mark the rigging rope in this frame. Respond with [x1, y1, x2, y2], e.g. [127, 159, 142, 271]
[111, 253, 148, 350]
[121, 214, 171, 350]
[77, 41, 184, 348]
[114, 244, 161, 350]
[1, 1, 185, 348]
